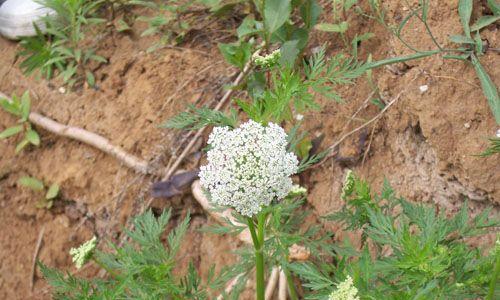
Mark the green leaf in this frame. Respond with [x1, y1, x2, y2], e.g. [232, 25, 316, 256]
[86, 71, 95, 87]
[458, 0, 473, 37]
[0, 125, 23, 139]
[46, 183, 60, 200]
[280, 40, 301, 68]
[315, 22, 349, 33]
[470, 15, 500, 32]
[18, 176, 45, 191]
[0, 98, 21, 116]
[218, 42, 251, 70]
[26, 130, 40, 146]
[365, 51, 439, 70]
[300, 0, 322, 30]
[15, 139, 30, 153]
[449, 34, 475, 44]
[237, 16, 261, 39]
[471, 54, 500, 124]
[20, 91, 31, 121]
[487, 0, 500, 15]
[264, 0, 291, 35]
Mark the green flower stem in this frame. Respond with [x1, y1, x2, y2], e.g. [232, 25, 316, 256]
[247, 214, 266, 300]
[487, 248, 500, 300]
[283, 266, 298, 300]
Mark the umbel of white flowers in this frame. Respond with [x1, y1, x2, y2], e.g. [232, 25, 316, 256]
[69, 236, 97, 269]
[329, 276, 360, 300]
[199, 120, 299, 217]
[253, 49, 281, 68]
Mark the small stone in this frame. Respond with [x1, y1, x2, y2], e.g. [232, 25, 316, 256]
[58, 87, 66, 94]
[419, 85, 429, 93]
[295, 114, 304, 121]
[496, 128, 500, 138]
[464, 122, 471, 129]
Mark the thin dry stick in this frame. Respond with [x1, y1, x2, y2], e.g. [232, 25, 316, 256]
[319, 77, 418, 165]
[0, 92, 153, 175]
[161, 50, 260, 181]
[216, 273, 245, 300]
[278, 269, 287, 300]
[30, 226, 45, 292]
[265, 267, 280, 300]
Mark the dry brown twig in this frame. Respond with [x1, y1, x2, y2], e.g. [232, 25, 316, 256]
[0, 91, 154, 175]
[318, 75, 419, 165]
[30, 226, 45, 292]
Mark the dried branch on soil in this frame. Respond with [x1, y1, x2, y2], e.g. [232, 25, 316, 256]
[30, 226, 45, 292]
[0, 91, 154, 175]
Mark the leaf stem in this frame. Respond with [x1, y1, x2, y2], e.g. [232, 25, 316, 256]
[487, 247, 500, 300]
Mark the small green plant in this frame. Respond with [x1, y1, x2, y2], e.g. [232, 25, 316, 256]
[367, 0, 500, 125]
[40, 209, 237, 299]
[18, 176, 60, 209]
[0, 92, 40, 153]
[314, 0, 359, 44]
[479, 137, 500, 157]
[19, 0, 107, 87]
[291, 173, 499, 299]
[137, 0, 197, 52]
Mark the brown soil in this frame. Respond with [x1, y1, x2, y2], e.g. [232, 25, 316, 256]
[0, 1, 498, 299]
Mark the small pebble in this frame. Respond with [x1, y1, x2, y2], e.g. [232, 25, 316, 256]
[496, 128, 500, 138]
[295, 114, 304, 121]
[464, 122, 471, 129]
[58, 87, 66, 94]
[419, 85, 429, 93]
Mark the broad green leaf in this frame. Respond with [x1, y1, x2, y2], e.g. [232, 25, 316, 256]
[449, 34, 475, 44]
[471, 15, 500, 31]
[21, 91, 31, 121]
[15, 139, 30, 153]
[487, 0, 500, 15]
[315, 22, 349, 33]
[300, 0, 322, 30]
[218, 42, 251, 70]
[0, 98, 21, 116]
[471, 54, 500, 124]
[458, 0, 473, 37]
[26, 130, 40, 146]
[0, 125, 23, 139]
[264, 0, 291, 34]
[237, 16, 261, 39]
[46, 183, 60, 200]
[280, 40, 300, 68]
[18, 176, 44, 191]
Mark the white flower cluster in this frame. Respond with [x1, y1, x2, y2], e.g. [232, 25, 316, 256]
[199, 120, 298, 216]
[253, 49, 281, 68]
[69, 236, 97, 269]
[329, 276, 360, 300]
[341, 170, 355, 200]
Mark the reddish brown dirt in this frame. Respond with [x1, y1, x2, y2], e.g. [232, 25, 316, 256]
[0, 1, 498, 299]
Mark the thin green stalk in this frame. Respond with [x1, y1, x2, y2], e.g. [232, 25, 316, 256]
[247, 216, 265, 300]
[283, 266, 298, 300]
[487, 248, 500, 300]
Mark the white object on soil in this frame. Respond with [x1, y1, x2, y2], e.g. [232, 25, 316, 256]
[0, 0, 53, 39]
[419, 85, 429, 93]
